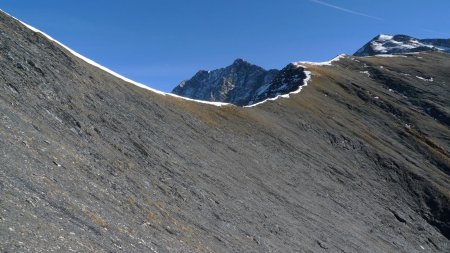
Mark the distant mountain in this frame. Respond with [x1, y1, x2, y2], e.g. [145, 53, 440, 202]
[172, 59, 280, 106]
[354, 34, 450, 56]
[172, 59, 309, 106]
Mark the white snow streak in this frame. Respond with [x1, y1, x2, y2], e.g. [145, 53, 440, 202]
[360, 71, 371, 77]
[244, 53, 346, 108]
[3, 10, 230, 107]
[374, 54, 407, 58]
[378, 34, 394, 41]
[295, 54, 347, 66]
[416, 76, 434, 82]
[244, 69, 312, 108]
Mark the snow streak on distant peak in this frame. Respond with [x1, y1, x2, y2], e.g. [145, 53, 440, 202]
[377, 34, 394, 41]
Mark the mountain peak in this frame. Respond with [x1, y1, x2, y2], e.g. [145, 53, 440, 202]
[232, 58, 249, 65]
[376, 34, 394, 40]
[354, 34, 450, 56]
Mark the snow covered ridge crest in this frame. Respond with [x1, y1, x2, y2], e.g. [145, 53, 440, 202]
[2, 9, 230, 107]
[294, 54, 347, 66]
[171, 57, 330, 107]
[354, 34, 450, 57]
[2, 9, 344, 108]
[244, 69, 312, 108]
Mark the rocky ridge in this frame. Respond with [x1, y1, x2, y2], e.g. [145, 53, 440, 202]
[174, 34, 450, 106]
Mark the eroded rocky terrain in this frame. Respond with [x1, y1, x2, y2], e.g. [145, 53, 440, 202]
[1, 10, 449, 252]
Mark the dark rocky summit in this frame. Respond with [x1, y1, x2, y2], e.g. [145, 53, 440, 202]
[354, 34, 450, 56]
[1, 10, 450, 252]
[172, 59, 280, 106]
[248, 63, 308, 106]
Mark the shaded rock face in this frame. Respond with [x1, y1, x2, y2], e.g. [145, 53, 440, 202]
[172, 59, 309, 106]
[248, 63, 307, 105]
[1, 10, 450, 253]
[354, 34, 450, 56]
[172, 59, 280, 106]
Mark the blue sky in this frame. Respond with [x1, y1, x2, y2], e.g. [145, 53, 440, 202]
[2, 0, 449, 91]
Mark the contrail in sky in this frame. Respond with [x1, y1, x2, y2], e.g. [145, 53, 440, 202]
[309, 0, 383, 21]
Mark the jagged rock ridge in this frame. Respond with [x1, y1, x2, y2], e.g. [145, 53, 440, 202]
[172, 59, 280, 106]
[172, 59, 308, 106]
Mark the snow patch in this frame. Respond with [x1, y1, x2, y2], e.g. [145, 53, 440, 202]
[378, 34, 394, 41]
[375, 54, 407, 58]
[416, 76, 433, 82]
[295, 54, 346, 66]
[360, 71, 371, 77]
[371, 41, 388, 53]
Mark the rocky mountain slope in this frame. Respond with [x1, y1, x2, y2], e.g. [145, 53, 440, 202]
[173, 34, 450, 105]
[172, 59, 280, 106]
[1, 10, 450, 252]
[354, 34, 450, 56]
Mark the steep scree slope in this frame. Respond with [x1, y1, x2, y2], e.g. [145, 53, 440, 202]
[1, 11, 450, 252]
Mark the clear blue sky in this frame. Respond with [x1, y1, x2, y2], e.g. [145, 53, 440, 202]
[2, 0, 449, 91]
